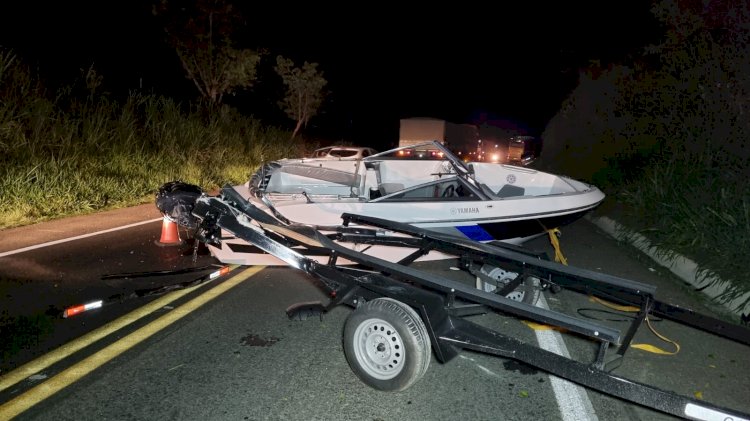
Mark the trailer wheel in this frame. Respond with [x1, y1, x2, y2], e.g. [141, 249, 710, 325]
[343, 298, 431, 391]
[477, 264, 540, 305]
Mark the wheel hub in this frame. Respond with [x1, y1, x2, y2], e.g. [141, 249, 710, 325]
[481, 266, 524, 301]
[354, 319, 405, 380]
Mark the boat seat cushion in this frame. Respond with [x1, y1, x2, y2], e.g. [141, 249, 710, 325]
[497, 184, 525, 198]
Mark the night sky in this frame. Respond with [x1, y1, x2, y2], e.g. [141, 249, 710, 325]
[0, 1, 661, 150]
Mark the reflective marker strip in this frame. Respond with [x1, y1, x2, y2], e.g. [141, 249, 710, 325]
[60, 266, 231, 318]
[63, 301, 104, 318]
[685, 403, 749, 421]
[210, 266, 231, 279]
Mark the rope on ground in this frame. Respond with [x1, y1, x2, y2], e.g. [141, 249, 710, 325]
[589, 296, 680, 355]
[545, 227, 679, 355]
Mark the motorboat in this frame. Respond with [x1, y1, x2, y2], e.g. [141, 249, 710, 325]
[178, 141, 605, 266]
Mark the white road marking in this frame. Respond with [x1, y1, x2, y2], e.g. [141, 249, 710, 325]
[535, 292, 599, 421]
[0, 218, 162, 257]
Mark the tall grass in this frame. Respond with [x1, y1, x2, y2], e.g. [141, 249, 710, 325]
[0, 49, 303, 229]
[619, 158, 750, 309]
[538, 1, 750, 312]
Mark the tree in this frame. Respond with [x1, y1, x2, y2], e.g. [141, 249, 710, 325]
[274, 55, 327, 139]
[152, 0, 262, 105]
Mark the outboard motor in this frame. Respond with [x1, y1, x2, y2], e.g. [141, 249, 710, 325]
[155, 181, 204, 230]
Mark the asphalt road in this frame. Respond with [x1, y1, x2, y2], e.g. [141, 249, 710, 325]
[0, 205, 748, 420]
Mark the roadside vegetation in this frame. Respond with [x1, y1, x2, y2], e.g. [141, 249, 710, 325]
[1, 0, 747, 317]
[537, 0, 750, 312]
[0, 54, 304, 229]
[0, 0, 326, 230]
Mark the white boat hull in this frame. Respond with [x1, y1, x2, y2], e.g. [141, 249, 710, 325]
[206, 184, 602, 266]
[204, 141, 606, 266]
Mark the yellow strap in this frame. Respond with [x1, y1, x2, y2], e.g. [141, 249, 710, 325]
[521, 228, 567, 332]
[522, 320, 567, 332]
[590, 295, 640, 312]
[543, 229, 679, 355]
[547, 228, 568, 265]
[589, 296, 680, 355]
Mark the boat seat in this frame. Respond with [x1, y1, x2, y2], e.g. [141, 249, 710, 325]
[496, 184, 525, 198]
[379, 183, 405, 196]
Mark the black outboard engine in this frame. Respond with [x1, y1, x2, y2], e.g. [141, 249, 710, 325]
[155, 181, 204, 230]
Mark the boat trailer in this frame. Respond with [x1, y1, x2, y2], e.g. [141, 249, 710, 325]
[162, 183, 750, 420]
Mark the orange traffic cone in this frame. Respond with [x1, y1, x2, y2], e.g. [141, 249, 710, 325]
[155, 215, 184, 246]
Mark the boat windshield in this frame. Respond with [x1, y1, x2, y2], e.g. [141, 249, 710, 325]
[365, 141, 495, 198]
[366, 141, 471, 175]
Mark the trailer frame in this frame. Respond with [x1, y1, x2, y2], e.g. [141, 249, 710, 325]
[178, 184, 750, 420]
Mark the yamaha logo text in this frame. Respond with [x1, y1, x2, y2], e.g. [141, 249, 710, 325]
[450, 207, 480, 215]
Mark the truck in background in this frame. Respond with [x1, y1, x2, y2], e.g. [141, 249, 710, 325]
[399, 117, 538, 165]
[398, 118, 479, 159]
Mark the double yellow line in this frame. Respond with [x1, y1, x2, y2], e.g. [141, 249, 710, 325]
[0, 265, 263, 419]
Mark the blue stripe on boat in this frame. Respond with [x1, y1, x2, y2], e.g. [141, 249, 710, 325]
[456, 225, 494, 242]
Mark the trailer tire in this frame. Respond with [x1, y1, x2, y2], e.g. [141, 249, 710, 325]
[343, 298, 431, 391]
